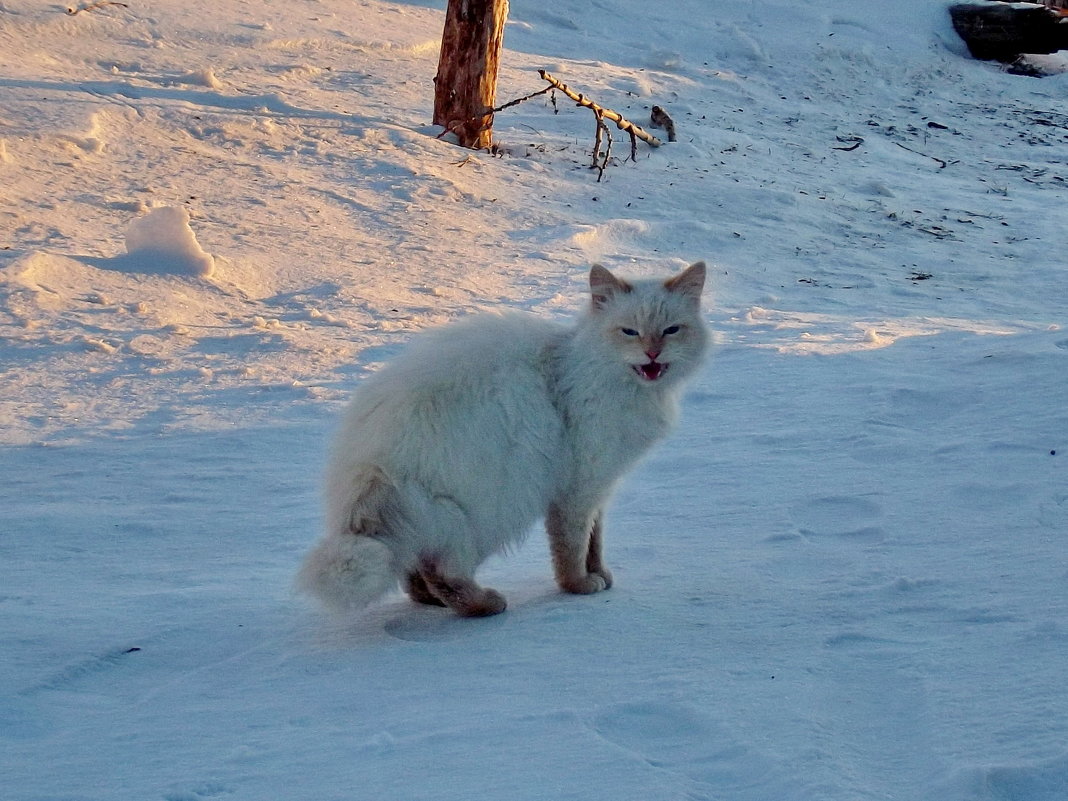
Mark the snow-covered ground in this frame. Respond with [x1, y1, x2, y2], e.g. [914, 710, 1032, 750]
[2, 1, 1066, 798]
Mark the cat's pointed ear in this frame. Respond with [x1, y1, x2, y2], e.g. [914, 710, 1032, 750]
[664, 261, 706, 301]
[589, 264, 632, 311]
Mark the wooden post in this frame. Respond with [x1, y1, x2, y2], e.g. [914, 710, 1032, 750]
[433, 0, 509, 149]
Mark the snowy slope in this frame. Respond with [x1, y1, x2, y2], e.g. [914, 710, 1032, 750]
[2, 1, 1067, 799]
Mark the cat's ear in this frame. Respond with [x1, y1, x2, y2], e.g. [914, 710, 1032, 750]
[589, 264, 632, 311]
[664, 261, 706, 301]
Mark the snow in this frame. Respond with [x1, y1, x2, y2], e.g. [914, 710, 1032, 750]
[123, 206, 216, 277]
[1, 0, 1066, 799]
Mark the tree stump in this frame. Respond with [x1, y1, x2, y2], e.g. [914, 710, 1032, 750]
[950, 3, 1068, 62]
[433, 0, 509, 149]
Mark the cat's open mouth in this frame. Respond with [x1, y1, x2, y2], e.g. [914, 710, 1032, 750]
[634, 361, 668, 381]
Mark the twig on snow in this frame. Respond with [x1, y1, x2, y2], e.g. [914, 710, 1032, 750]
[895, 141, 948, 169]
[66, 1, 129, 15]
[832, 135, 864, 152]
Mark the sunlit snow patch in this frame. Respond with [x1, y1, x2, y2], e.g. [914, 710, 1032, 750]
[123, 206, 215, 277]
[733, 306, 1025, 354]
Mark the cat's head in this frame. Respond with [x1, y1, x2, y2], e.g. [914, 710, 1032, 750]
[586, 261, 709, 387]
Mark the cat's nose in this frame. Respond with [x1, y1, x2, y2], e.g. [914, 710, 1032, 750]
[645, 346, 661, 360]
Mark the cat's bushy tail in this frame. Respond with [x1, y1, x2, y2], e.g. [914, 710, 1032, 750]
[296, 466, 397, 613]
[296, 533, 395, 613]
[296, 534, 397, 615]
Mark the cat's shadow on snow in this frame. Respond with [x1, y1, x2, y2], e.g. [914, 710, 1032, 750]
[381, 607, 507, 643]
[309, 583, 593, 645]
[307, 599, 510, 645]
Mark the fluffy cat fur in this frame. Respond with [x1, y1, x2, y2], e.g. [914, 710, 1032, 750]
[297, 261, 709, 617]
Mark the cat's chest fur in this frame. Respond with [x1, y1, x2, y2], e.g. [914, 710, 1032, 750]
[547, 340, 677, 491]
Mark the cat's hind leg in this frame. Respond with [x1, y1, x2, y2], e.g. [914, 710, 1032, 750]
[415, 554, 507, 617]
[404, 571, 446, 607]
[546, 503, 613, 594]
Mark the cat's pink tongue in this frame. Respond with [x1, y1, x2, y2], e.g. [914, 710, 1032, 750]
[636, 361, 666, 381]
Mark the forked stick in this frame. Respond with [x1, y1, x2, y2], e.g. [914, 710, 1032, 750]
[537, 70, 662, 154]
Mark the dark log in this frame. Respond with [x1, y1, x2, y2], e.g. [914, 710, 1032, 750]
[950, 3, 1068, 62]
[433, 0, 509, 150]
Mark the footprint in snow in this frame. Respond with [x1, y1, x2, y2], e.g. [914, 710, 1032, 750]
[162, 782, 233, 801]
[790, 494, 886, 543]
[590, 701, 796, 795]
[941, 752, 1068, 801]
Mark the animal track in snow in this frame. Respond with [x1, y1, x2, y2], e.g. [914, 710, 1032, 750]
[162, 782, 234, 801]
[790, 494, 886, 542]
[590, 701, 795, 796]
[16, 632, 176, 699]
[963, 752, 1068, 801]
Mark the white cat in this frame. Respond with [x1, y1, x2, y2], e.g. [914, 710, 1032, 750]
[297, 261, 709, 617]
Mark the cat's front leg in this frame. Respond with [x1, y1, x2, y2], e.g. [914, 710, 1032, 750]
[546, 503, 613, 594]
[585, 512, 614, 589]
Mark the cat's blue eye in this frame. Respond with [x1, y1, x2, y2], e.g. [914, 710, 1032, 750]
[663, 325, 681, 336]
[620, 328, 640, 337]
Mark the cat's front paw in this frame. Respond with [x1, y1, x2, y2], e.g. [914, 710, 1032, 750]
[559, 572, 610, 595]
[592, 567, 613, 589]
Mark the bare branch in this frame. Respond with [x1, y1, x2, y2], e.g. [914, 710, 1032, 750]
[592, 109, 605, 169]
[591, 110, 615, 182]
[436, 83, 554, 142]
[598, 122, 614, 183]
[537, 70, 662, 148]
[437, 70, 659, 179]
[491, 84, 555, 115]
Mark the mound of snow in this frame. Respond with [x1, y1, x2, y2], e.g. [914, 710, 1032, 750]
[178, 67, 224, 89]
[123, 206, 215, 277]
